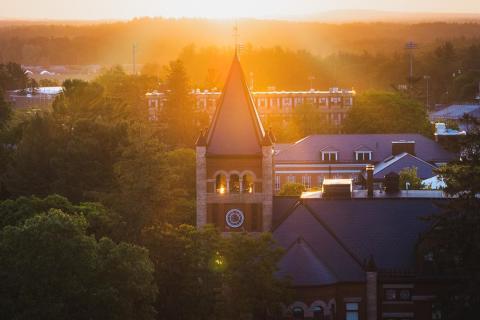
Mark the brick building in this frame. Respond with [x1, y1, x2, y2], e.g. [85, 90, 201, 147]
[196, 54, 451, 320]
[147, 87, 354, 127]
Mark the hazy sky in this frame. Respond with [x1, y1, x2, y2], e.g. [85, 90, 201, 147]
[3, 0, 480, 20]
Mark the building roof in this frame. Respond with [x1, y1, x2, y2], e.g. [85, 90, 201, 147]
[275, 134, 456, 163]
[272, 197, 445, 283]
[206, 55, 266, 155]
[373, 152, 437, 180]
[430, 104, 480, 121]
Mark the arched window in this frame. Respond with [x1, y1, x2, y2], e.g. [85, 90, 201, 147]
[312, 306, 324, 320]
[216, 173, 227, 194]
[242, 173, 254, 193]
[229, 174, 240, 193]
[292, 306, 304, 320]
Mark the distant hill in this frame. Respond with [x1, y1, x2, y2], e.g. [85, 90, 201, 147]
[0, 17, 480, 65]
[285, 10, 480, 23]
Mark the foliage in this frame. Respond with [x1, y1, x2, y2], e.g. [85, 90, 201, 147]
[219, 232, 291, 320]
[140, 224, 291, 320]
[0, 194, 121, 240]
[0, 62, 29, 90]
[343, 91, 432, 135]
[141, 224, 222, 320]
[278, 182, 307, 196]
[161, 59, 208, 148]
[423, 131, 480, 319]
[399, 167, 423, 190]
[0, 210, 157, 320]
[264, 103, 336, 142]
[38, 78, 60, 87]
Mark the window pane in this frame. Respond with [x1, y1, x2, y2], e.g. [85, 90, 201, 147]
[346, 303, 359, 311]
[346, 311, 359, 320]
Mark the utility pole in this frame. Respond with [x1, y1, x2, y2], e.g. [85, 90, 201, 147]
[424, 75, 431, 109]
[405, 41, 417, 89]
[132, 43, 137, 75]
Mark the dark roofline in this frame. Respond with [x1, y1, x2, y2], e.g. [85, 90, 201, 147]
[271, 199, 365, 270]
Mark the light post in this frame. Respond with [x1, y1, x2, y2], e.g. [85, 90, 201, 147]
[423, 75, 431, 109]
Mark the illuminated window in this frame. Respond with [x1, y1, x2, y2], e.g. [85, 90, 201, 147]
[215, 174, 226, 194]
[229, 174, 240, 193]
[242, 174, 254, 193]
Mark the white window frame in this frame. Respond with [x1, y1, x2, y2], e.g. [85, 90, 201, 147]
[275, 175, 281, 191]
[322, 151, 338, 161]
[355, 151, 372, 161]
[302, 175, 311, 189]
[287, 175, 295, 183]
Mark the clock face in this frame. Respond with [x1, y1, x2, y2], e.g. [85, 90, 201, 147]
[225, 209, 245, 228]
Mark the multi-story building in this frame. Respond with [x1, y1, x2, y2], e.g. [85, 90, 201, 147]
[146, 87, 355, 126]
[273, 134, 456, 193]
[196, 55, 458, 320]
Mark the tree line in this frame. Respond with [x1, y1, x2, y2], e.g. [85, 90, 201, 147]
[0, 60, 291, 319]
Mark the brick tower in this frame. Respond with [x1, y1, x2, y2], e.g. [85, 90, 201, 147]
[196, 54, 274, 232]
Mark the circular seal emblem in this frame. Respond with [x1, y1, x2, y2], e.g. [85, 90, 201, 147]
[225, 209, 245, 228]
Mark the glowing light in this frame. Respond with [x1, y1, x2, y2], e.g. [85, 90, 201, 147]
[219, 186, 226, 194]
[248, 186, 253, 193]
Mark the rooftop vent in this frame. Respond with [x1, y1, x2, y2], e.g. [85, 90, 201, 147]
[322, 179, 352, 199]
[392, 140, 415, 156]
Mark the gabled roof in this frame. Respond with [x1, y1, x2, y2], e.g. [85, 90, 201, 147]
[373, 152, 437, 180]
[272, 197, 445, 282]
[430, 104, 480, 120]
[273, 202, 365, 282]
[206, 54, 266, 155]
[277, 237, 338, 286]
[275, 134, 456, 163]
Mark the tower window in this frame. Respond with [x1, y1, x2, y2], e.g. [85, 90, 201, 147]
[229, 174, 240, 193]
[215, 174, 227, 194]
[242, 174, 254, 193]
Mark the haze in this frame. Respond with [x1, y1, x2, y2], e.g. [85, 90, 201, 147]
[3, 0, 480, 20]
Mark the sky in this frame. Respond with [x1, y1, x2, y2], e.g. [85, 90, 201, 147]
[2, 0, 480, 20]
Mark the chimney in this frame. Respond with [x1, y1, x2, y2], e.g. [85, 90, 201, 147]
[366, 164, 374, 198]
[392, 140, 415, 156]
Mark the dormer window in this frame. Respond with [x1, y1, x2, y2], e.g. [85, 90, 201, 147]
[322, 151, 338, 162]
[355, 151, 372, 161]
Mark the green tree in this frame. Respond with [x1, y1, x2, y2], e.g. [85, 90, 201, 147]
[220, 232, 291, 320]
[342, 91, 433, 135]
[278, 182, 307, 196]
[161, 60, 208, 148]
[423, 132, 480, 319]
[0, 194, 121, 240]
[399, 167, 423, 190]
[0, 210, 157, 320]
[141, 224, 222, 320]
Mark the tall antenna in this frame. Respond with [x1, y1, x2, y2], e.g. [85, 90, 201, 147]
[233, 22, 239, 56]
[405, 41, 417, 88]
[132, 43, 137, 75]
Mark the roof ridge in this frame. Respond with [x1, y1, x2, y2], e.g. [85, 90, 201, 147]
[302, 202, 366, 270]
[206, 55, 265, 149]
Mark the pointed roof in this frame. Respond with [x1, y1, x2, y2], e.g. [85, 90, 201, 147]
[277, 237, 338, 286]
[206, 55, 266, 155]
